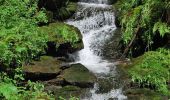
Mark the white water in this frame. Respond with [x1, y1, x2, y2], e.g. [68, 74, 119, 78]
[67, 2, 115, 73]
[83, 84, 126, 100]
[66, 0, 127, 99]
[80, 0, 108, 4]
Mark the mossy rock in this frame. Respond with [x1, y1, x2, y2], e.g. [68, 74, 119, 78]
[40, 22, 83, 57]
[60, 63, 96, 88]
[24, 56, 63, 80]
[49, 85, 85, 99]
[125, 88, 168, 100]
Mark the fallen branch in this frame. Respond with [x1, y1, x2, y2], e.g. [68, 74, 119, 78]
[122, 26, 140, 57]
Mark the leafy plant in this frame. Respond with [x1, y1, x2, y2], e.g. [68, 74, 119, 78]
[0, 73, 54, 100]
[0, 0, 48, 67]
[153, 21, 170, 37]
[116, 0, 170, 52]
[129, 48, 170, 95]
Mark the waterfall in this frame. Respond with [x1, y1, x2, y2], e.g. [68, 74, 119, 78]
[67, 2, 115, 73]
[66, 0, 127, 99]
[80, 0, 108, 4]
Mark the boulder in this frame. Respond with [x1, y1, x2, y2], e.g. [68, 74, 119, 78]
[59, 63, 96, 88]
[40, 22, 83, 57]
[23, 56, 62, 80]
[45, 85, 85, 99]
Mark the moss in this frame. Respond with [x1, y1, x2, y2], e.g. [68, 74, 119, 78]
[24, 56, 62, 74]
[62, 64, 96, 83]
[40, 22, 82, 48]
[54, 85, 83, 99]
[61, 85, 81, 91]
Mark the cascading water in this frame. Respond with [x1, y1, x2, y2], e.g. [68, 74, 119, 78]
[66, 0, 127, 99]
[80, 0, 108, 4]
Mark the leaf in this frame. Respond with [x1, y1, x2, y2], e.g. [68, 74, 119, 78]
[0, 82, 18, 99]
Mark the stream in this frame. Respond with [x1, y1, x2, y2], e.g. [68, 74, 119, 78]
[66, 0, 127, 99]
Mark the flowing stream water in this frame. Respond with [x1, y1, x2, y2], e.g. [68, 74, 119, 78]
[66, 0, 127, 99]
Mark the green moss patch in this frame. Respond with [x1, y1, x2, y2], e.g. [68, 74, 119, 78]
[60, 63, 96, 88]
[40, 22, 82, 48]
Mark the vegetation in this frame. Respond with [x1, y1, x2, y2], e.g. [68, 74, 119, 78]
[129, 48, 170, 95]
[0, 75, 54, 100]
[57, 2, 78, 20]
[116, 0, 170, 54]
[0, 0, 48, 67]
[115, 0, 170, 96]
[0, 0, 55, 99]
[0, 0, 81, 99]
[0, 0, 169, 99]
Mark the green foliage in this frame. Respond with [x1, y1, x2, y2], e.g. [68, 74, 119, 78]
[0, 73, 54, 100]
[153, 21, 170, 37]
[56, 23, 80, 43]
[116, 0, 170, 46]
[0, 0, 48, 67]
[0, 0, 55, 99]
[0, 81, 54, 100]
[0, 82, 18, 100]
[129, 48, 170, 95]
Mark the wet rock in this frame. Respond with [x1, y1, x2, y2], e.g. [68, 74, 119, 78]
[102, 28, 122, 59]
[125, 88, 168, 100]
[96, 78, 114, 94]
[47, 85, 85, 99]
[43, 77, 66, 86]
[23, 56, 62, 81]
[60, 63, 96, 88]
[40, 22, 84, 57]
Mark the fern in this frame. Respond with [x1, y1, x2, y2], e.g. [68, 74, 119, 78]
[116, 0, 170, 50]
[153, 21, 170, 37]
[129, 48, 170, 94]
[0, 82, 18, 100]
[0, 0, 48, 67]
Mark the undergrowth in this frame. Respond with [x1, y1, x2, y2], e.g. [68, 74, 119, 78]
[0, 72, 54, 100]
[116, 0, 170, 50]
[129, 48, 170, 95]
[0, 0, 48, 67]
[0, 0, 53, 99]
